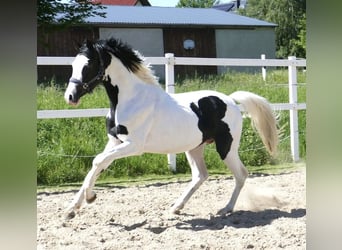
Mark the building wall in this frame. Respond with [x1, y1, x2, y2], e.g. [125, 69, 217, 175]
[100, 27, 275, 78]
[37, 25, 276, 83]
[215, 27, 276, 73]
[37, 26, 99, 82]
[99, 27, 219, 80]
[99, 27, 165, 80]
[163, 28, 217, 77]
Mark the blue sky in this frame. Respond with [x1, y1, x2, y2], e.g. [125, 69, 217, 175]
[148, 0, 233, 7]
[61, 0, 232, 7]
[60, 0, 178, 6]
[149, 0, 179, 7]
[60, 0, 232, 7]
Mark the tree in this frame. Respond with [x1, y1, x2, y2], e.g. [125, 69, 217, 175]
[291, 13, 306, 58]
[38, 0, 106, 30]
[37, 0, 106, 49]
[176, 0, 219, 8]
[240, 0, 306, 58]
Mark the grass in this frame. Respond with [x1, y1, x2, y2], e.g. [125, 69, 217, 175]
[37, 69, 306, 186]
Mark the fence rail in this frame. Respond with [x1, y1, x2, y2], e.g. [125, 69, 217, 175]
[37, 54, 306, 169]
[37, 56, 306, 67]
[37, 103, 306, 119]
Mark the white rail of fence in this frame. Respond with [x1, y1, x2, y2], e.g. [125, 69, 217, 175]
[37, 54, 306, 170]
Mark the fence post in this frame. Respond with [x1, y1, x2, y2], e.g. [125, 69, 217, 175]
[165, 53, 177, 172]
[261, 54, 266, 81]
[288, 56, 300, 162]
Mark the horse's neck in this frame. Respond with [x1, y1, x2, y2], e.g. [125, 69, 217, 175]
[107, 56, 155, 84]
[105, 59, 135, 89]
[105, 59, 163, 104]
[134, 65, 159, 85]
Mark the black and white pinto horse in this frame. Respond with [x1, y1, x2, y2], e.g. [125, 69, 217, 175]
[64, 38, 278, 219]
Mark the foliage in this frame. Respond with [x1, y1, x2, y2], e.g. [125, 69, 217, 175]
[37, 70, 306, 185]
[37, 0, 106, 48]
[239, 0, 306, 58]
[176, 0, 219, 8]
[292, 13, 306, 57]
[37, 0, 106, 30]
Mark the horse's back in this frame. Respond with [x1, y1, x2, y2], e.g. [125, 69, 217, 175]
[143, 90, 242, 154]
[173, 90, 242, 128]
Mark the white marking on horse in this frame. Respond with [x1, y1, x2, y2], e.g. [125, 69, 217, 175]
[71, 54, 88, 81]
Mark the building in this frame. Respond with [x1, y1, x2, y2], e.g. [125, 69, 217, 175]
[37, 5, 276, 81]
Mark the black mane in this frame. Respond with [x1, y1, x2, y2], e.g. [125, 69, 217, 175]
[94, 38, 143, 73]
[79, 38, 143, 73]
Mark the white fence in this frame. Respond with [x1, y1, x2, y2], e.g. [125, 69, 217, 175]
[37, 54, 306, 170]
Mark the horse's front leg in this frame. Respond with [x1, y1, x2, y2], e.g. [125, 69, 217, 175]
[65, 137, 141, 219]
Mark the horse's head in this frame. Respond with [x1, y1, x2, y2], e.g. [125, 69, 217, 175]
[64, 37, 159, 105]
[64, 39, 109, 106]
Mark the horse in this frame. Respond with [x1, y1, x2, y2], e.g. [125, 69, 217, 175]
[63, 38, 278, 219]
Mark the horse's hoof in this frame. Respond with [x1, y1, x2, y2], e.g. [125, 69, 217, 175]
[216, 207, 232, 216]
[65, 211, 76, 220]
[171, 208, 181, 215]
[174, 209, 181, 215]
[170, 204, 183, 214]
[86, 193, 97, 204]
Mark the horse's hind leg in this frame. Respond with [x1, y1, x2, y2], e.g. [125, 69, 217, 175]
[171, 144, 208, 214]
[217, 150, 248, 215]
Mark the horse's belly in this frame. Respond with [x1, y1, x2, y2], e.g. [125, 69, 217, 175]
[144, 139, 202, 154]
[143, 119, 203, 154]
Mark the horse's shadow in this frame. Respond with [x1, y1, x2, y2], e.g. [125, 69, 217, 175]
[175, 208, 306, 231]
[108, 208, 305, 234]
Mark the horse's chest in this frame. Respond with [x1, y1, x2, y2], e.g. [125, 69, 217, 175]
[106, 98, 155, 140]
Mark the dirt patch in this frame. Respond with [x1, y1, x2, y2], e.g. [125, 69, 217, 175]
[37, 167, 306, 249]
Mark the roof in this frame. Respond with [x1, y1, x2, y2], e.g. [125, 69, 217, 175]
[84, 6, 276, 28]
[91, 0, 151, 6]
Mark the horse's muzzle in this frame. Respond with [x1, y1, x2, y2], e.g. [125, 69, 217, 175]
[67, 95, 80, 106]
[64, 82, 81, 106]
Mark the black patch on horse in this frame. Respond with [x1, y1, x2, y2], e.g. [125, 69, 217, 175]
[78, 40, 112, 89]
[103, 77, 118, 138]
[74, 38, 141, 97]
[103, 78, 129, 139]
[110, 125, 129, 137]
[190, 96, 233, 160]
[79, 39, 135, 139]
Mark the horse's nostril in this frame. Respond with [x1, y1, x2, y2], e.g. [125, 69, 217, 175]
[69, 95, 73, 101]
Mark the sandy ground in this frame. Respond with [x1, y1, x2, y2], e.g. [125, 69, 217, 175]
[37, 167, 306, 249]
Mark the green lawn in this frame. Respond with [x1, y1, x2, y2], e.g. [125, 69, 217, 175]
[37, 70, 306, 186]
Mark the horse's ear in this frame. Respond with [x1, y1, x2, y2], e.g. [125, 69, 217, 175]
[72, 40, 82, 52]
[84, 39, 93, 48]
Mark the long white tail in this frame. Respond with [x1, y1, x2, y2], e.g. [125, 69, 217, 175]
[230, 91, 278, 156]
